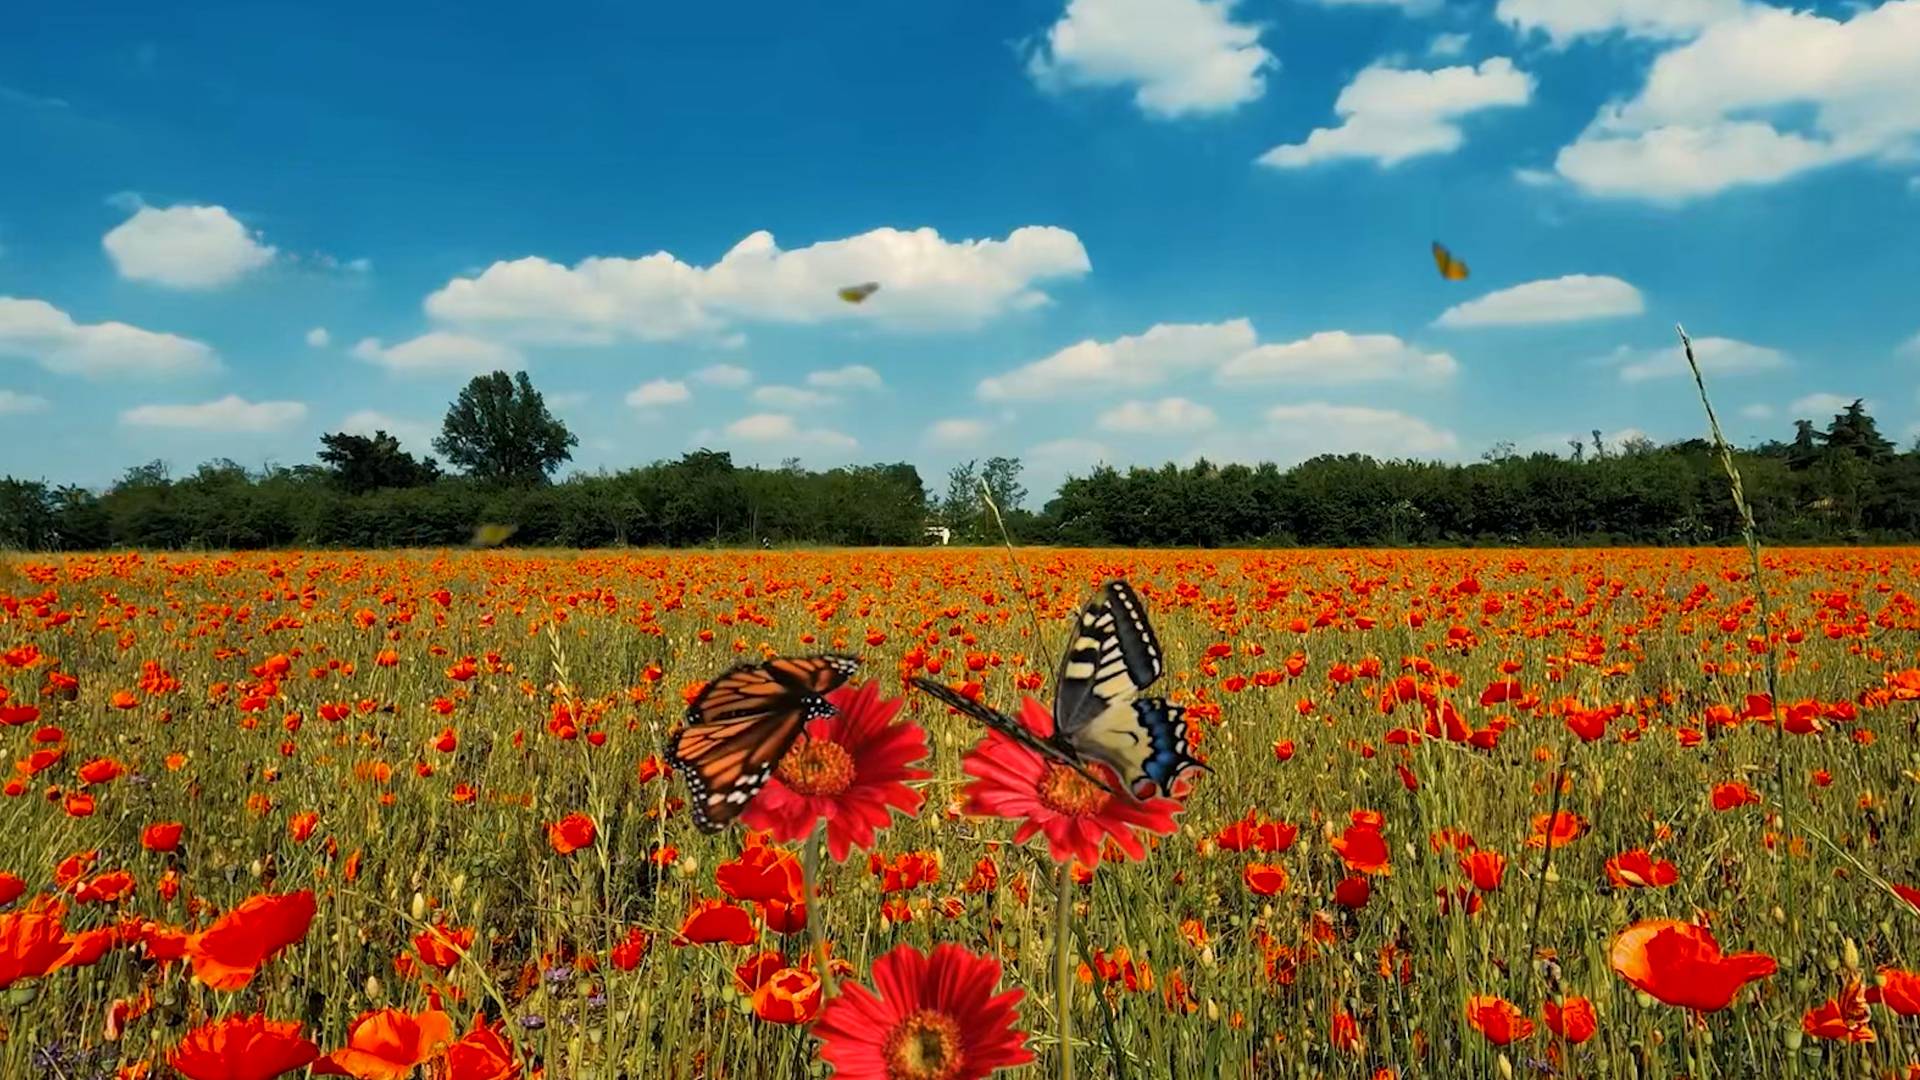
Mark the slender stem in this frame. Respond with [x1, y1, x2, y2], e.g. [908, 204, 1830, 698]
[1523, 754, 1568, 974]
[1054, 861, 1075, 1080]
[802, 819, 837, 999]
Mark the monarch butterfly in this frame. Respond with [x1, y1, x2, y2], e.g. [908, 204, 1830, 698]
[470, 523, 518, 548]
[666, 654, 861, 832]
[837, 281, 880, 304]
[911, 580, 1206, 800]
[1432, 241, 1469, 281]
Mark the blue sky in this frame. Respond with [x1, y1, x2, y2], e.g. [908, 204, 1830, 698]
[3, 0, 1918, 502]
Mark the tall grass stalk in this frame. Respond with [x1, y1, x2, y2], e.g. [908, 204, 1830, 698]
[802, 819, 838, 999]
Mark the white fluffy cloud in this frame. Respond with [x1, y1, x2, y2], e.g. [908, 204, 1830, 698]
[1026, 437, 1116, 476]
[1496, 0, 1743, 45]
[626, 379, 691, 408]
[1097, 397, 1218, 433]
[925, 418, 993, 448]
[1217, 330, 1457, 384]
[340, 409, 437, 453]
[0, 389, 50, 415]
[1789, 392, 1865, 418]
[1610, 336, 1788, 382]
[722, 413, 857, 451]
[1315, 0, 1440, 10]
[1427, 32, 1470, 58]
[422, 226, 1089, 345]
[1553, 2, 1920, 200]
[979, 320, 1255, 401]
[121, 394, 306, 433]
[692, 363, 753, 388]
[1259, 402, 1459, 457]
[351, 332, 521, 375]
[1258, 58, 1533, 168]
[807, 364, 883, 391]
[1740, 402, 1775, 420]
[1025, 0, 1275, 119]
[0, 296, 218, 379]
[305, 327, 330, 348]
[1433, 274, 1645, 327]
[752, 385, 835, 410]
[102, 204, 276, 289]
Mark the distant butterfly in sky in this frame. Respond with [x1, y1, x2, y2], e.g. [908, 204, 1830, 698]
[469, 523, 518, 548]
[911, 579, 1206, 800]
[837, 282, 880, 304]
[667, 654, 861, 832]
[1432, 241, 1469, 281]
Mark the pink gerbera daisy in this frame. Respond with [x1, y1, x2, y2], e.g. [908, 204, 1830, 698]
[960, 696, 1183, 868]
[742, 680, 931, 861]
[813, 943, 1033, 1080]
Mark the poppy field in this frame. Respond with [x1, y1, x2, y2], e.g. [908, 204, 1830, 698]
[3, 546, 1920, 1079]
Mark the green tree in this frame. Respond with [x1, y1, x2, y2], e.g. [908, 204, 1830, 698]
[942, 460, 980, 537]
[980, 456, 1026, 514]
[434, 371, 577, 486]
[1822, 399, 1895, 462]
[317, 430, 441, 494]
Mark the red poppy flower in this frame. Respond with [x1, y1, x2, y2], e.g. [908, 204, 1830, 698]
[1333, 876, 1372, 909]
[1465, 995, 1535, 1045]
[674, 899, 757, 946]
[959, 696, 1182, 869]
[742, 680, 931, 862]
[142, 822, 184, 852]
[1871, 968, 1920, 1016]
[1801, 977, 1874, 1043]
[1333, 823, 1391, 875]
[753, 965, 823, 1024]
[167, 1014, 320, 1080]
[813, 942, 1032, 1080]
[546, 812, 596, 856]
[1711, 781, 1761, 811]
[1609, 920, 1776, 1012]
[187, 890, 318, 991]
[1527, 811, 1588, 849]
[0, 898, 72, 988]
[610, 927, 651, 971]
[1460, 850, 1507, 892]
[1543, 997, 1597, 1044]
[716, 841, 805, 905]
[1243, 862, 1288, 895]
[410, 923, 474, 972]
[0, 873, 23, 906]
[441, 1016, 520, 1080]
[73, 869, 136, 904]
[313, 1006, 454, 1079]
[1605, 849, 1678, 889]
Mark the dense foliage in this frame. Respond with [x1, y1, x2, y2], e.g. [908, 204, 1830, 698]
[4, 398, 1918, 550]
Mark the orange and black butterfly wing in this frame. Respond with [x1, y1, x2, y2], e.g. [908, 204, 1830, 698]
[667, 655, 860, 832]
[1432, 241, 1469, 281]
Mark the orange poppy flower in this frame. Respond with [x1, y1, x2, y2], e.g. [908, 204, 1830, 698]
[167, 1014, 319, 1080]
[1460, 850, 1507, 892]
[1243, 862, 1288, 895]
[1609, 920, 1776, 1012]
[1711, 781, 1762, 811]
[1802, 977, 1875, 1043]
[546, 813, 595, 856]
[1465, 995, 1535, 1045]
[440, 1016, 520, 1080]
[141, 822, 184, 852]
[187, 890, 318, 991]
[0, 897, 73, 988]
[1333, 823, 1390, 875]
[1871, 968, 1920, 1017]
[312, 1006, 454, 1079]
[1543, 996, 1597, 1044]
[1526, 811, 1588, 849]
[674, 899, 757, 946]
[1605, 849, 1678, 889]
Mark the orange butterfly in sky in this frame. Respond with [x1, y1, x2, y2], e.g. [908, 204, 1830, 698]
[1431, 241, 1469, 281]
[837, 282, 880, 304]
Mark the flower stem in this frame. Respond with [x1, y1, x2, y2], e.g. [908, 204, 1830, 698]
[1054, 861, 1075, 1080]
[802, 819, 837, 999]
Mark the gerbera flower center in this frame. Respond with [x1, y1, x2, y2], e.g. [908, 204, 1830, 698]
[1038, 764, 1111, 816]
[883, 1008, 964, 1080]
[776, 736, 855, 796]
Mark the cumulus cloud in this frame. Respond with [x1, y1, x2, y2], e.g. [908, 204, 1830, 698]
[1258, 58, 1533, 168]
[340, 409, 437, 453]
[422, 226, 1089, 345]
[121, 394, 306, 433]
[692, 363, 753, 388]
[979, 320, 1256, 401]
[1740, 402, 1775, 420]
[1025, 0, 1275, 119]
[1260, 402, 1458, 457]
[0, 296, 218, 379]
[1216, 330, 1457, 384]
[1552, 2, 1920, 200]
[752, 385, 835, 410]
[626, 379, 691, 408]
[1026, 437, 1116, 476]
[1789, 392, 1866, 419]
[722, 413, 857, 451]
[1097, 397, 1218, 433]
[925, 417, 993, 448]
[1496, 0, 1744, 46]
[807, 364, 883, 391]
[1427, 32, 1470, 57]
[0, 389, 50, 415]
[102, 203, 276, 289]
[305, 327, 330, 348]
[1609, 336, 1788, 382]
[1434, 274, 1645, 327]
[351, 332, 521, 375]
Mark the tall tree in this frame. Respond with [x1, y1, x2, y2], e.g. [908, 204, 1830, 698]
[980, 456, 1026, 514]
[434, 371, 577, 486]
[942, 460, 979, 534]
[1786, 419, 1821, 471]
[317, 430, 441, 494]
[1822, 399, 1895, 462]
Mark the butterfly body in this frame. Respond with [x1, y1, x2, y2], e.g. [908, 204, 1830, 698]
[912, 580, 1205, 800]
[667, 654, 860, 832]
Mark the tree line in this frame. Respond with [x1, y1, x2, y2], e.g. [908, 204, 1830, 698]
[3, 370, 1918, 550]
